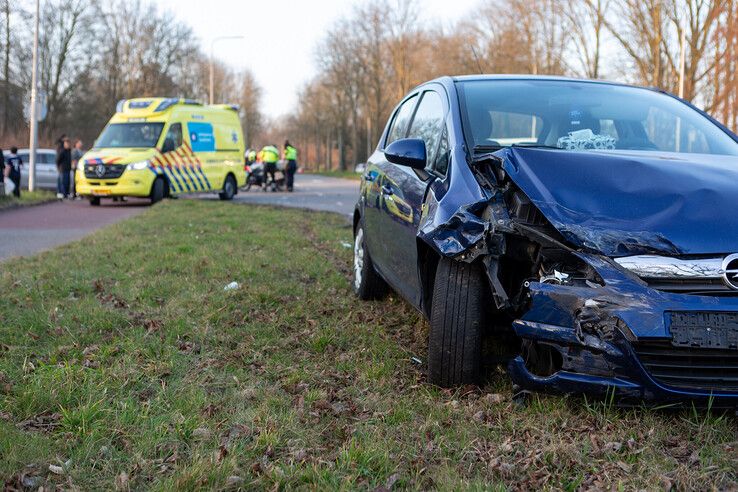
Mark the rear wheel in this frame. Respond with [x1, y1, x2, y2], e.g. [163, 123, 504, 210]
[219, 175, 236, 200]
[427, 257, 486, 387]
[150, 177, 165, 204]
[353, 221, 388, 300]
[89, 196, 100, 206]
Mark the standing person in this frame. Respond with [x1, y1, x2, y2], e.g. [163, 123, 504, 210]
[283, 140, 297, 192]
[56, 138, 72, 199]
[71, 139, 84, 199]
[4, 146, 22, 198]
[55, 134, 66, 161]
[260, 144, 280, 192]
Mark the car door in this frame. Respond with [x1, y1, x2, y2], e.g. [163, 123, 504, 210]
[375, 89, 448, 305]
[363, 93, 419, 272]
[39, 152, 58, 189]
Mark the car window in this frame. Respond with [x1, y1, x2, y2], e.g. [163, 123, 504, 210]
[434, 127, 450, 175]
[644, 107, 711, 153]
[165, 123, 183, 149]
[407, 91, 445, 170]
[386, 94, 418, 146]
[486, 111, 543, 146]
[96, 122, 165, 148]
[459, 80, 738, 155]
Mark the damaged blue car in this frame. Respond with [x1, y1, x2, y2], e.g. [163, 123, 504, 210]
[352, 75, 738, 406]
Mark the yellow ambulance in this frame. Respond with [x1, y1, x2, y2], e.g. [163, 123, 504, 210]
[76, 98, 246, 205]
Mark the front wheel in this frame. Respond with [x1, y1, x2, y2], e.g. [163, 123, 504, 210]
[150, 177, 165, 204]
[427, 257, 486, 387]
[219, 175, 236, 200]
[353, 221, 388, 300]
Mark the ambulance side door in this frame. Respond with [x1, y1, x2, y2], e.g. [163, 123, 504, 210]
[187, 120, 220, 191]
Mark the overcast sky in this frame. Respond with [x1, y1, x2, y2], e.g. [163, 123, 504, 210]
[155, 0, 480, 117]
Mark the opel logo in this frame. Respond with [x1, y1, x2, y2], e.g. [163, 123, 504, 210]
[95, 163, 106, 178]
[721, 253, 738, 290]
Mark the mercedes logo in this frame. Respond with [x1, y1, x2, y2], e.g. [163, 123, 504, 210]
[95, 163, 106, 178]
[722, 253, 738, 290]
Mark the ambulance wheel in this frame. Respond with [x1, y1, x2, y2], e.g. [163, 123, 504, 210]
[219, 175, 236, 201]
[150, 177, 165, 204]
[89, 197, 100, 206]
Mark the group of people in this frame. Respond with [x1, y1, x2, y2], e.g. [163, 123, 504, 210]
[246, 140, 298, 192]
[55, 135, 85, 199]
[0, 136, 84, 199]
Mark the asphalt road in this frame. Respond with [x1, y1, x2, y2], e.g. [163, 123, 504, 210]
[230, 173, 359, 217]
[0, 175, 359, 262]
[0, 198, 150, 262]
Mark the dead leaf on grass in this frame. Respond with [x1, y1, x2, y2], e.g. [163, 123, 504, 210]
[17, 412, 61, 433]
[115, 471, 129, 491]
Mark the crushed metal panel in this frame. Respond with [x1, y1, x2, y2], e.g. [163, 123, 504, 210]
[499, 147, 738, 256]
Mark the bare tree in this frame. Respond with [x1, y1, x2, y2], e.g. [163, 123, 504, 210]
[567, 0, 611, 78]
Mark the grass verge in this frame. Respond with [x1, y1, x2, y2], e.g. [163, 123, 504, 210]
[1, 200, 737, 490]
[0, 189, 56, 211]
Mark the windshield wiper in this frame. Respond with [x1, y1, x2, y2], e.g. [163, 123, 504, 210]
[473, 144, 504, 153]
[510, 143, 562, 150]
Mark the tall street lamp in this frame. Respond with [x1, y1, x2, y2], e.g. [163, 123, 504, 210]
[28, 0, 40, 191]
[209, 36, 244, 105]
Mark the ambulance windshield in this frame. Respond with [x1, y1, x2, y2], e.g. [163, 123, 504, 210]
[95, 123, 165, 148]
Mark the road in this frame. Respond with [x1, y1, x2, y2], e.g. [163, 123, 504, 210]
[0, 175, 358, 262]
[0, 199, 150, 262]
[230, 174, 359, 217]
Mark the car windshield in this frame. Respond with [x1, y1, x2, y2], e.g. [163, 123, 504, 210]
[458, 79, 738, 155]
[95, 122, 164, 148]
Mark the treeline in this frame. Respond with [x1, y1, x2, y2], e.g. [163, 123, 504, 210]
[287, 0, 738, 170]
[0, 0, 263, 148]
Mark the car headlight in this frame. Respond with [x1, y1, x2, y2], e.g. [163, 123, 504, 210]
[126, 161, 150, 170]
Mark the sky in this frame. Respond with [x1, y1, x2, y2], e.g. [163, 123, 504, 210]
[155, 0, 479, 118]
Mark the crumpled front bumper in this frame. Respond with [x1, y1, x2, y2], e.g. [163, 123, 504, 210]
[508, 254, 738, 406]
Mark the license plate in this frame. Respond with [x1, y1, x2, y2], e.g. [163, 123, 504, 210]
[669, 312, 738, 350]
[92, 189, 112, 196]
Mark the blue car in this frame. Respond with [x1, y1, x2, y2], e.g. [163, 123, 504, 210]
[353, 75, 738, 406]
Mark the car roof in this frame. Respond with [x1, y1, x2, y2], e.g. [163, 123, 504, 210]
[417, 74, 660, 94]
[17, 149, 55, 153]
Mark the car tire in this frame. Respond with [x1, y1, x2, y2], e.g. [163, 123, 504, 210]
[219, 175, 236, 200]
[353, 221, 388, 300]
[89, 196, 101, 206]
[150, 177, 165, 204]
[427, 257, 485, 387]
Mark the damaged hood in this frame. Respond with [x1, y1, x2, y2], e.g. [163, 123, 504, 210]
[500, 147, 738, 257]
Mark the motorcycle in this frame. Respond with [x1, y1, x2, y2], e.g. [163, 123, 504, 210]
[243, 162, 264, 191]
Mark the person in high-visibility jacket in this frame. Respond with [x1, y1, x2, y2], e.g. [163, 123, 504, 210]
[261, 144, 280, 191]
[283, 140, 298, 192]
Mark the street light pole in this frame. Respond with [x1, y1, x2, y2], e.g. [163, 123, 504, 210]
[209, 35, 245, 105]
[28, 0, 40, 191]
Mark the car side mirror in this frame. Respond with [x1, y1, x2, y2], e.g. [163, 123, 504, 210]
[162, 138, 176, 153]
[384, 138, 427, 170]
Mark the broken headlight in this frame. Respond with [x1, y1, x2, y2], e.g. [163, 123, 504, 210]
[534, 251, 605, 288]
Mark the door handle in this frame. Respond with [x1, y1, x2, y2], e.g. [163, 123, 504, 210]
[363, 172, 375, 182]
[381, 185, 393, 196]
